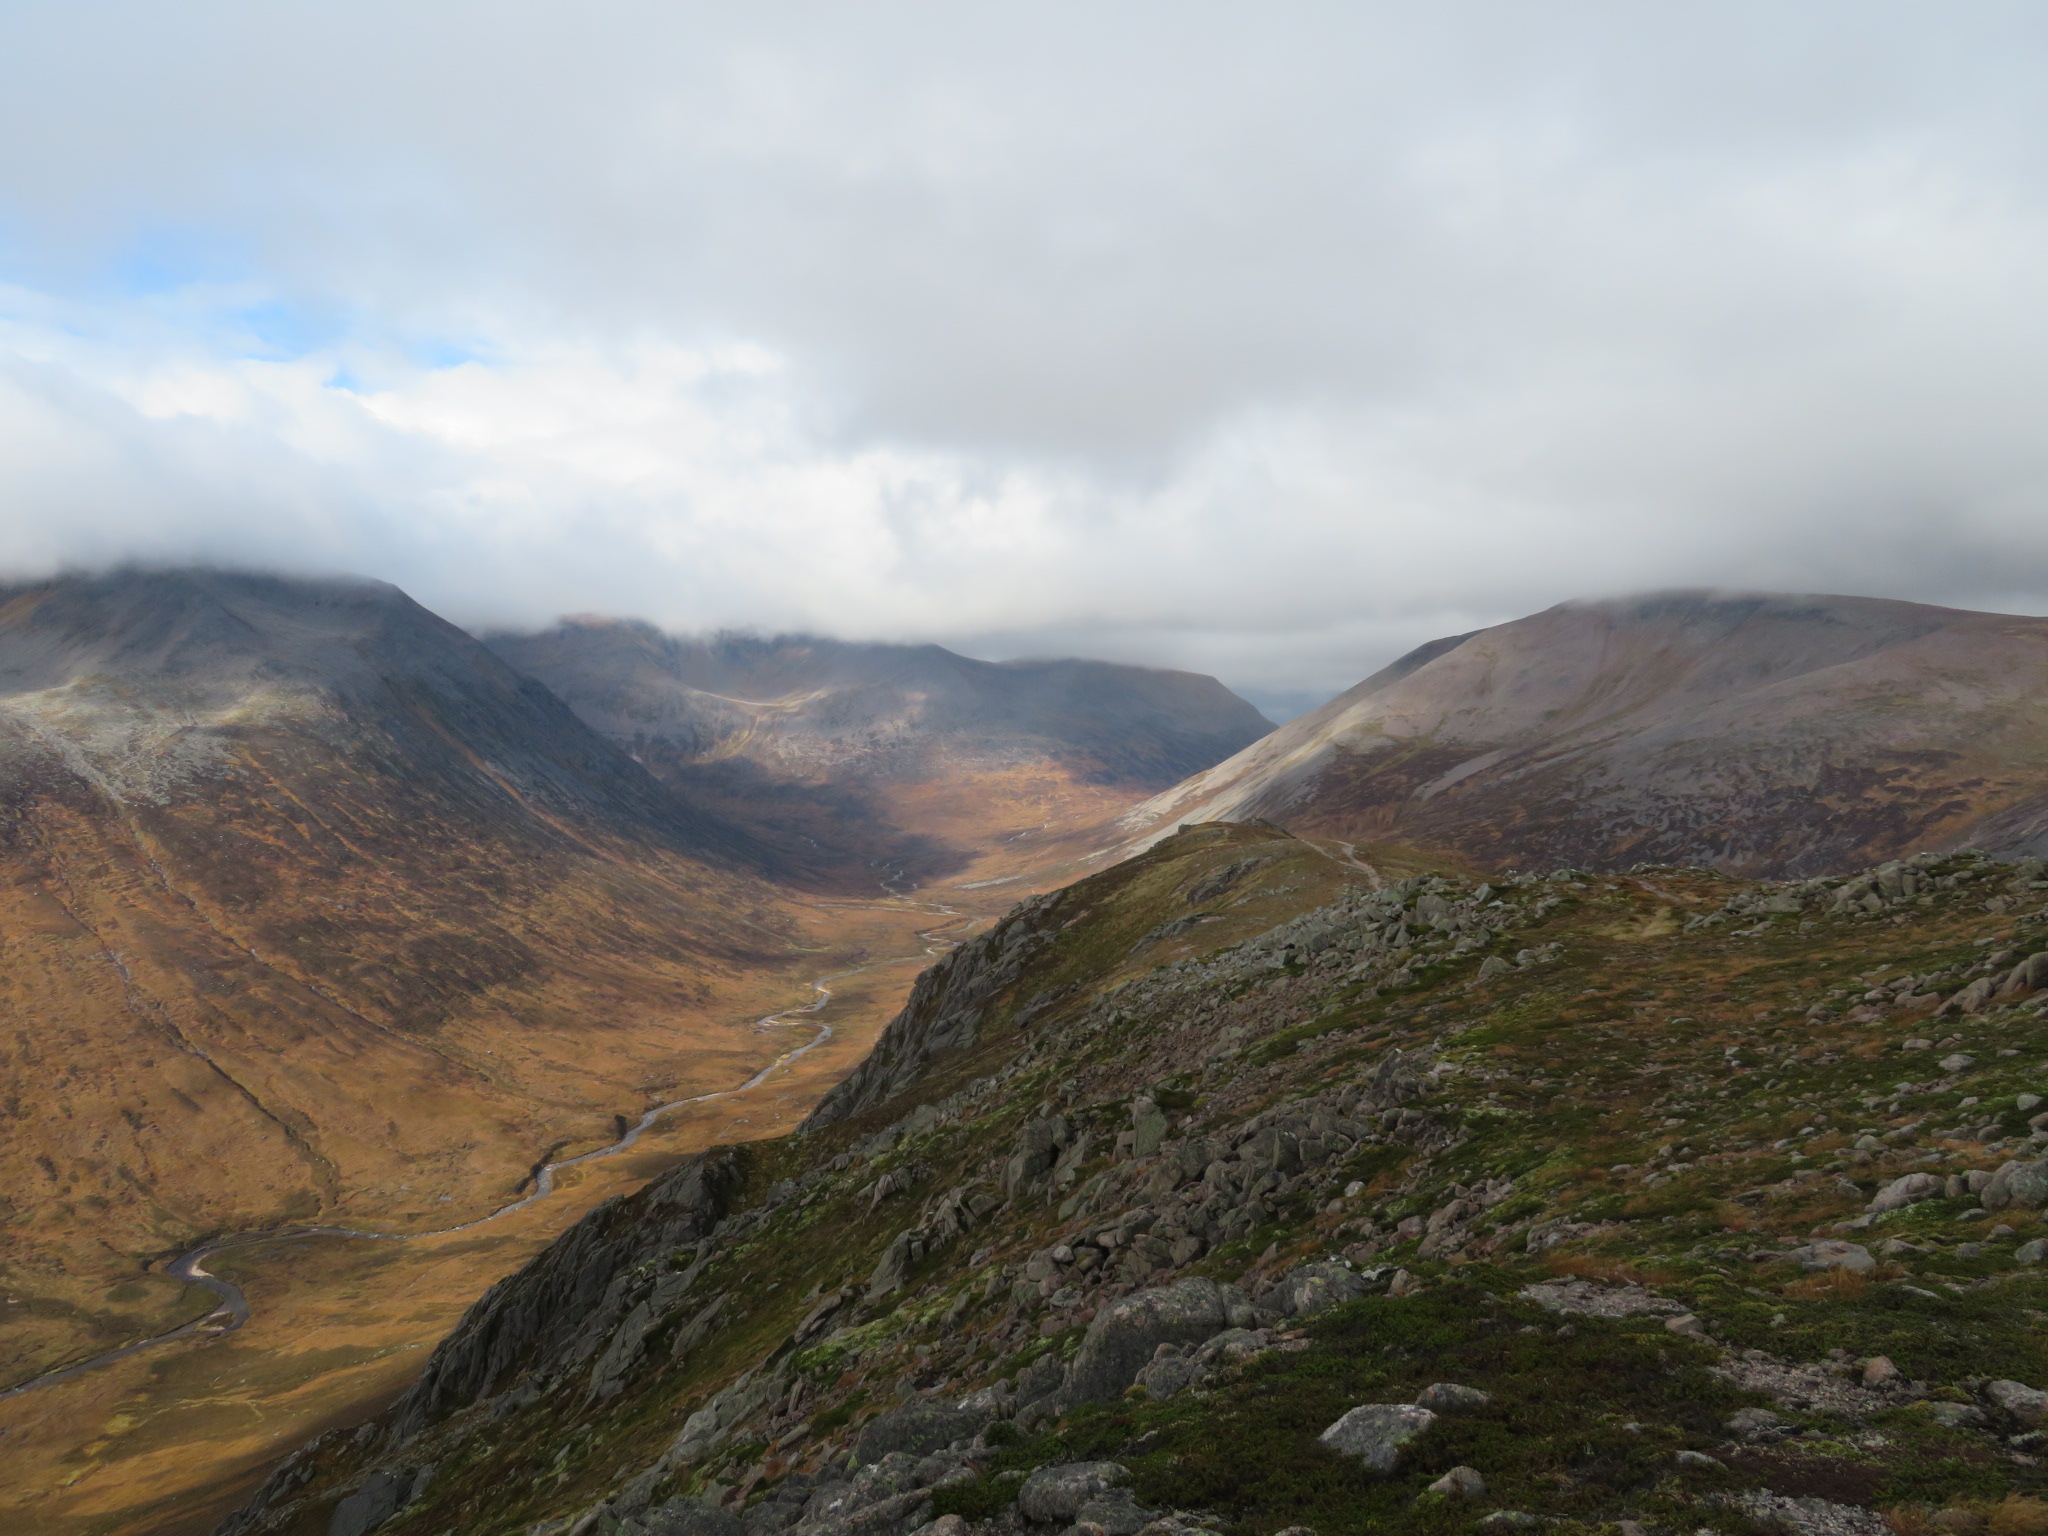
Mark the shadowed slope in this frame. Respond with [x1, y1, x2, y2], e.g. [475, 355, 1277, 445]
[484, 622, 1273, 889]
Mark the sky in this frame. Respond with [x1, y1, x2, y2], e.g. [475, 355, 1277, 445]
[5, 3, 2048, 716]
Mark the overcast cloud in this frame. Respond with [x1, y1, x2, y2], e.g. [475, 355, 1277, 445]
[4, 2, 2048, 709]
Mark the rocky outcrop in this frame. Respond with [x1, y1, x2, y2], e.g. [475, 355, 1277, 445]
[804, 891, 1068, 1130]
[384, 1149, 741, 1445]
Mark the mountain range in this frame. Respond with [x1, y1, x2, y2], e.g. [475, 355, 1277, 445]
[0, 569, 1271, 1421]
[485, 620, 1273, 891]
[17, 572, 2048, 1536]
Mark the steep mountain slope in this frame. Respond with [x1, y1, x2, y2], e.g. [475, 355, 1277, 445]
[1117, 590, 2048, 877]
[484, 623, 1273, 889]
[220, 823, 2048, 1536]
[0, 570, 810, 1389]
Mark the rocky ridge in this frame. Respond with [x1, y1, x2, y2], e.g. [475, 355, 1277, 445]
[223, 822, 2048, 1536]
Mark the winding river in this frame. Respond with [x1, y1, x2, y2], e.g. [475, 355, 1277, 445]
[1, 897, 969, 1403]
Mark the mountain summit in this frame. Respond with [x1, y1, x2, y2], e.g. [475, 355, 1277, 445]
[1119, 590, 2048, 876]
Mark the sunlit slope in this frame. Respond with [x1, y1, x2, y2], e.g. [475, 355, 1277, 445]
[1119, 590, 2048, 876]
[0, 570, 805, 1388]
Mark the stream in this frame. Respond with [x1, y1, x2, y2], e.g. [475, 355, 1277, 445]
[1, 898, 968, 1402]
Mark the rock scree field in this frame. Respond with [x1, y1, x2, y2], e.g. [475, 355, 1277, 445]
[217, 819, 2048, 1536]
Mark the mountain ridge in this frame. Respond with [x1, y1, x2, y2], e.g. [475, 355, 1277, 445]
[1116, 589, 2048, 876]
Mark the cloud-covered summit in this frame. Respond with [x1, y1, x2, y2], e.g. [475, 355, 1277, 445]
[4, 2, 2048, 700]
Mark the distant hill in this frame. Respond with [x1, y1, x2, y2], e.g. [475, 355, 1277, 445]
[485, 622, 1273, 888]
[1117, 590, 2048, 876]
[0, 569, 803, 1388]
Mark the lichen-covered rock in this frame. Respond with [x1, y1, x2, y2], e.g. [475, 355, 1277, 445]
[1414, 1383, 1491, 1414]
[1785, 1240, 1875, 1274]
[1985, 1160, 2048, 1212]
[1061, 1278, 1239, 1404]
[1427, 1466, 1487, 1500]
[1017, 1463, 1130, 1524]
[1868, 1172, 1944, 1214]
[853, 1401, 991, 1466]
[1987, 1380, 2048, 1425]
[1318, 1403, 1437, 1473]
[1259, 1261, 1371, 1321]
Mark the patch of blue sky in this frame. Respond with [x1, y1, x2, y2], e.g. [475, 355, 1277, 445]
[403, 335, 482, 370]
[111, 222, 256, 299]
[228, 298, 351, 359]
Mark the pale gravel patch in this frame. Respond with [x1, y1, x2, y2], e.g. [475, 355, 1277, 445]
[1517, 1279, 1688, 1318]
[1728, 1490, 1890, 1536]
[1711, 1354, 1898, 1416]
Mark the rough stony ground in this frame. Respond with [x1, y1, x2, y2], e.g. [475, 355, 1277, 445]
[220, 825, 2048, 1536]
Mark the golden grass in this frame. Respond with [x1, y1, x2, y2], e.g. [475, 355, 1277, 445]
[1784, 1268, 1870, 1300]
[1890, 1500, 2048, 1536]
[1543, 1253, 1680, 1287]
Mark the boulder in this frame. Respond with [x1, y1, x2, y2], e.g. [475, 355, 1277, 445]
[1061, 1278, 1238, 1404]
[1427, 1466, 1488, 1500]
[1784, 1240, 1875, 1274]
[854, 1401, 992, 1466]
[2000, 953, 2048, 1000]
[1260, 1262, 1371, 1321]
[1868, 1173, 1944, 1213]
[1017, 1463, 1130, 1524]
[1415, 1383, 1492, 1414]
[1985, 1160, 2048, 1212]
[1318, 1403, 1437, 1473]
[1987, 1380, 2048, 1426]
[1131, 1099, 1169, 1159]
[1134, 1349, 1199, 1401]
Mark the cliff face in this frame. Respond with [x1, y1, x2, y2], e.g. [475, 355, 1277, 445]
[217, 818, 2048, 1536]
[1117, 590, 2048, 877]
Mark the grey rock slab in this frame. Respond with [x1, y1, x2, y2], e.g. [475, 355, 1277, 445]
[1017, 1463, 1130, 1524]
[329, 1470, 408, 1536]
[1318, 1403, 1437, 1473]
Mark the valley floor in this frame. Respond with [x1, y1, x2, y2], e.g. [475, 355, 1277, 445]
[0, 892, 993, 1536]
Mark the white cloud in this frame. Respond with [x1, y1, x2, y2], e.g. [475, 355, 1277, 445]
[4, 2, 2048, 698]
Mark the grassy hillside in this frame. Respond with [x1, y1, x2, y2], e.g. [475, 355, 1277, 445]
[223, 822, 2048, 1536]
